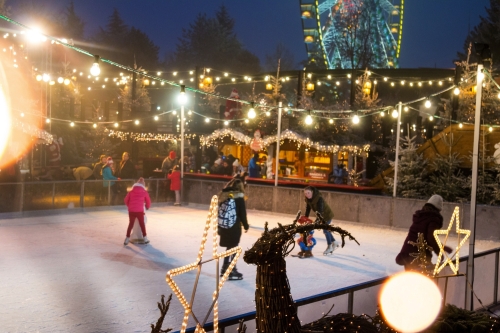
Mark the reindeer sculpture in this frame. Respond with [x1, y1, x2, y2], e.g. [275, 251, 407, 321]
[243, 211, 359, 333]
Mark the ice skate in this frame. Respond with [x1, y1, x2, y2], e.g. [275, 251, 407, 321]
[143, 236, 150, 244]
[300, 250, 313, 258]
[124, 237, 130, 245]
[228, 267, 243, 280]
[291, 251, 305, 258]
[323, 244, 335, 255]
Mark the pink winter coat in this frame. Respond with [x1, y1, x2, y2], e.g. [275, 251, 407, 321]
[124, 183, 151, 212]
[168, 170, 181, 191]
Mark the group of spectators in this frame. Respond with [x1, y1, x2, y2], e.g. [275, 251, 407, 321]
[91, 152, 138, 204]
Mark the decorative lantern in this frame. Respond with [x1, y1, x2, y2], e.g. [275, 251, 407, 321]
[306, 82, 315, 91]
[266, 83, 273, 90]
[203, 76, 212, 87]
[363, 81, 372, 95]
[143, 79, 150, 86]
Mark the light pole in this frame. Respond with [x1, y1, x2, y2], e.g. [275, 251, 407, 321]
[392, 102, 402, 197]
[274, 101, 282, 187]
[178, 85, 187, 179]
[466, 56, 486, 310]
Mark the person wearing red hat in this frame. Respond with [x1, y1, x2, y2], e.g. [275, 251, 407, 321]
[161, 151, 178, 201]
[167, 165, 181, 206]
[101, 157, 119, 204]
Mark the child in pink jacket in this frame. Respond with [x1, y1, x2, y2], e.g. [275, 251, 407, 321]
[124, 177, 151, 245]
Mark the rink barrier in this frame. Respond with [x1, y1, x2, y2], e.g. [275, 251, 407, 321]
[1, 178, 500, 242]
[173, 247, 500, 333]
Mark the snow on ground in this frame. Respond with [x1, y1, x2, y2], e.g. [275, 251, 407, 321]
[1, 204, 499, 333]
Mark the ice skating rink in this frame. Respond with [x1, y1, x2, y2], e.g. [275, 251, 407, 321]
[1, 204, 499, 333]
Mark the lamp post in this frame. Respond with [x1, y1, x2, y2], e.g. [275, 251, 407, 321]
[466, 62, 483, 310]
[274, 101, 282, 187]
[392, 102, 403, 197]
[178, 85, 187, 179]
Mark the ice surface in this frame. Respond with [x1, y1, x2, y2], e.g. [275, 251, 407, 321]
[1, 204, 498, 333]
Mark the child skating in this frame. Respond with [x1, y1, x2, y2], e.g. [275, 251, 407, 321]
[123, 177, 151, 245]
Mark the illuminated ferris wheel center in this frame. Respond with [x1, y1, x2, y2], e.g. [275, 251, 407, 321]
[300, 0, 403, 69]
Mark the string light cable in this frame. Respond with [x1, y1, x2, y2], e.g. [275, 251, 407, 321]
[4, 15, 500, 130]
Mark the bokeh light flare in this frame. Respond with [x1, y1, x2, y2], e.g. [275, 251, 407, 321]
[380, 272, 441, 333]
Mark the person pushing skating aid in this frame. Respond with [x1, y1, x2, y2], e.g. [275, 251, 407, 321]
[303, 186, 340, 255]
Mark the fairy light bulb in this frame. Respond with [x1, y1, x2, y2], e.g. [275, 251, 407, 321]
[489, 126, 493, 132]
[70, 122, 75, 127]
[134, 120, 139, 125]
[392, 109, 399, 118]
[45, 118, 50, 124]
[224, 120, 229, 126]
[425, 99, 431, 108]
[352, 115, 360, 124]
[90, 55, 100, 76]
[248, 103, 256, 119]
[205, 118, 210, 123]
[305, 114, 313, 125]
[459, 123, 463, 128]
[429, 116, 434, 121]
[329, 118, 334, 124]
[380, 111, 385, 117]
[454, 87, 460, 95]
[114, 122, 118, 128]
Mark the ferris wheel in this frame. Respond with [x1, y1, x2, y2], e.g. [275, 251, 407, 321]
[300, 0, 403, 69]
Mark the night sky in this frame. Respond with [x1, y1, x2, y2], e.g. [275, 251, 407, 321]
[9, 0, 492, 69]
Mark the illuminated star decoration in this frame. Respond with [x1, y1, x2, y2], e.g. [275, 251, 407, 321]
[433, 206, 470, 276]
[165, 195, 242, 333]
[408, 233, 434, 276]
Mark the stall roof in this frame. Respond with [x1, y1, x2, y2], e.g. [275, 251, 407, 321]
[200, 128, 370, 153]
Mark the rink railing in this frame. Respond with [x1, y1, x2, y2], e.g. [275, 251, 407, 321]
[174, 247, 500, 333]
[0, 179, 172, 214]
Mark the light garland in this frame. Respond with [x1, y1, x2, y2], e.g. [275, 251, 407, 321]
[106, 129, 196, 142]
[165, 196, 242, 333]
[433, 206, 470, 276]
[200, 128, 370, 154]
[13, 118, 53, 143]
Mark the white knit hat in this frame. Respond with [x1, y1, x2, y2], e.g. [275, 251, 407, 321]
[233, 160, 240, 167]
[427, 195, 443, 211]
[214, 158, 222, 165]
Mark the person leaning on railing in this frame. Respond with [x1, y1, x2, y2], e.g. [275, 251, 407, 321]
[101, 157, 119, 205]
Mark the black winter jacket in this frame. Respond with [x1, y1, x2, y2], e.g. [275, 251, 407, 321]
[217, 185, 249, 248]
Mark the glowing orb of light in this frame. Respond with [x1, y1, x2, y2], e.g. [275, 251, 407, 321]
[0, 85, 11, 161]
[380, 272, 441, 333]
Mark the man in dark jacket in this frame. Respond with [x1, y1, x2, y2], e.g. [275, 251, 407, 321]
[395, 195, 452, 271]
[217, 178, 249, 279]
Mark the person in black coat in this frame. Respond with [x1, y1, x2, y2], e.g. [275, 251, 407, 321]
[217, 178, 249, 279]
[395, 195, 451, 271]
[115, 152, 137, 179]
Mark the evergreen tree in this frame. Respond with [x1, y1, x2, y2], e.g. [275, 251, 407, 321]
[457, 0, 500, 67]
[127, 27, 160, 69]
[385, 136, 429, 199]
[59, 1, 85, 40]
[165, 5, 260, 73]
[428, 152, 466, 202]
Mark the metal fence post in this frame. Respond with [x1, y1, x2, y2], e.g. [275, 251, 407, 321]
[347, 290, 354, 314]
[52, 182, 55, 208]
[495, 251, 499, 305]
[20, 182, 24, 213]
[80, 181, 85, 208]
[155, 179, 159, 203]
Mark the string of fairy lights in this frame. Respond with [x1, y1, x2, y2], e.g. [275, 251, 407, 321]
[2, 13, 500, 137]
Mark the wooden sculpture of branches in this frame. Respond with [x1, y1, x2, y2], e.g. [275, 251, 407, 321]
[243, 211, 359, 333]
[150, 294, 173, 333]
